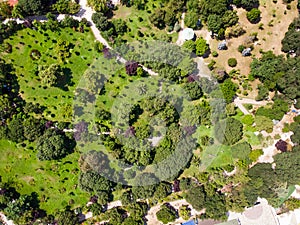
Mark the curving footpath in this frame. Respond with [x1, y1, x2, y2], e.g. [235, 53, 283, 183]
[234, 97, 270, 115]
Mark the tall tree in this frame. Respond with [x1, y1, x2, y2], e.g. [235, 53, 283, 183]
[156, 204, 177, 224]
[17, 0, 44, 16]
[214, 117, 243, 145]
[36, 129, 75, 160]
[38, 64, 63, 87]
[207, 14, 222, 35]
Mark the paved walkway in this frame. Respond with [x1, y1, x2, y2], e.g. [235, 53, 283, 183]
[234, 97, 269, 115]
[145, 199, 205, 225]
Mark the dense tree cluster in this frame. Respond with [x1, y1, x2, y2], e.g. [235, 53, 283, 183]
[36, 128, 75, 161]
[185, 182, 227, 220]
[156, 204, 177, 224]
[214, 117, 243, 145]
[250, 51, 300, 101]
[282, 16, 300, 56]
[149, 0, 185, 29]
[16, 0, 58, 17]
[256, 98, 289, 121]
[0, 180, 56, 224]
[52, 0, 80, 14]
[78, 170, 114, 202]
[195, 0, 243, 37]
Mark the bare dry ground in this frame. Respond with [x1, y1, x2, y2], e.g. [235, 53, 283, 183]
[202, 0, 299, 78]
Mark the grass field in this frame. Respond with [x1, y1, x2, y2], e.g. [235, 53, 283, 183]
[199, 144, 233, 171]
[1, 27, 98, 122]
[113, 3, 178, 43]
[0, 140, 90, 214]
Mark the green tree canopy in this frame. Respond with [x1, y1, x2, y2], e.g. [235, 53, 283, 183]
[282, 17, 300, 56]
[92, 12, 109, 31]
[18, 0, 44, 16]
[182, 40, 196, 53]
[214, 117, 243, 145]
[185, 185, 206, 210]
[156, 204, 177, 224]
[220, 79, 237, 103]
[38, 64, 64, 87]
[240, 0, 259, 11]
[207, 14, 222, 34]
[222, 10, 239, 28]
[195, 37, 209, 56]
[246, 8, 261, 23]
[184, 10, 200, 29]
[150, 9, 165, 29]
[184, 81, 203, 100]
[36, 129, 75, 160]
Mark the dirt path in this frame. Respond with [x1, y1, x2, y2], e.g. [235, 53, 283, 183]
[256, 106, 298, 164]
[176, 12, 187, 46]
[145, 199, 205, 225]
[234, 97, 270, 115]
[76, 0, 158, 76]
[0, 212, 14, 225]
[79, 200, 122, 222]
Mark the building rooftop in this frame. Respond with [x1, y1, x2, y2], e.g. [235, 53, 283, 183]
[217, 219, 240, 225]
[182, 220, 197, 225]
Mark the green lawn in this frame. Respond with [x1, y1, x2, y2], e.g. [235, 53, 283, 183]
[113, 3, 178, 43]
[1, 27, 98, 122]
[199, 144, 233, 171]
[0, 140, 90, 214]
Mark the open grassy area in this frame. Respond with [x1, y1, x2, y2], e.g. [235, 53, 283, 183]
[0, 140, 90, 214]
[1, 27, 98, 122]
[199, 144, 233, 171]
[113, 3, 178, 43]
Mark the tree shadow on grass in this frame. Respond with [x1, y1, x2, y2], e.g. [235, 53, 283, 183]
[56, 68, 75, 91]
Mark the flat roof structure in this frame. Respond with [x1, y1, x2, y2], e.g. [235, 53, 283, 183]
[217, 219, 240, 225]
[182, 220, 197, 225]
[228, 198, 279, 225]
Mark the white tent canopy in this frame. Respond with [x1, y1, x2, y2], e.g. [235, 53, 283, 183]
[182, 28, 195, 41]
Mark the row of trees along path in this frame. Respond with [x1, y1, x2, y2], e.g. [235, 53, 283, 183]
[75, 0, 158, 75]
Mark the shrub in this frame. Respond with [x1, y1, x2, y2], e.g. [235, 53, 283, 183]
[249, 149, 263, 162]
[182, 40, 196, 53]
[246, 8, 261, 23]
[30, 49, 41, 60]
[212, 51, 218, 57]
[228, 58, 237, 67]
[208, 60, 216, 70]
[195, 37, 209, 56]
[238, 45, 245, 53]
[94, 41, 104, 53]
[242, 115, 254, 126]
